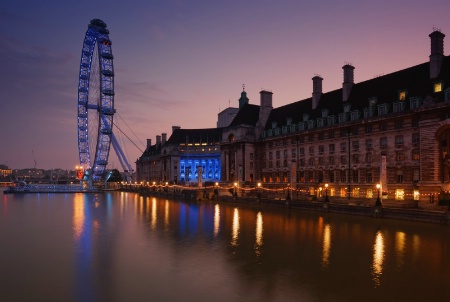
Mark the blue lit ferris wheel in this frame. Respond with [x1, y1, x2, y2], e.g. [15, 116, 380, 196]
[77, 19, 115, 181]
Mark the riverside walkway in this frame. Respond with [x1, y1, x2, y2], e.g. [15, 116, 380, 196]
[120, 185, 450, 225]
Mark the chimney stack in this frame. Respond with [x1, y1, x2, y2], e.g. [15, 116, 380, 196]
[312, 76, 323, 109]
[429, 30, 445, 79]
[260, 90, 273, 108]
[162, 133, 167, 144]
[342, 64, 355, 102]
[156, 135, 161, 145]
[257, 90, 273, 134]
[146, 139, 152, 148]
[172, 125, 181, 133]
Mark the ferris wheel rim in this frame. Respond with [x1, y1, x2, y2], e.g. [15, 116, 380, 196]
[77, 19, 115, 181]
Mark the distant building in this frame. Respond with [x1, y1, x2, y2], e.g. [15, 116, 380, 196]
[0, 165, 12, 177]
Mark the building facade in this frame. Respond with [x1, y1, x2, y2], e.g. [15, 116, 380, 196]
[136, 126, 222, 184]
[136, 30, 450, 204]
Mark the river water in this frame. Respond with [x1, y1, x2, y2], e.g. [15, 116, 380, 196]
[1, 191, 449, 302]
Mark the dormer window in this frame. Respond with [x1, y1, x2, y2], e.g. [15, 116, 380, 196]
[338, 112, 348, 123]
[343, 103, 352, 113]
[398, 90, 407, 101]
[271, 122, 277, 129]
[298, 122, 305, 131]
[378, 103, 389, 116]
[350, 110, 360, 121]
[410, 97, 422, 109]
[368, 97, 377, 107]
[321, 109, 329, 118]
[393, 102, 405, 113]
[286, 118, 293, 126]
[434, 82, 442, 93]
[327, 115, 336, 125]
[303, 114, 309, 122]
[363, 107, 374, 118]
[317, 118, 325, 127]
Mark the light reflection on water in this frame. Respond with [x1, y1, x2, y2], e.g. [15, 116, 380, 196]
[372, 230, 385, 287]
[231, 207, 239, 247]
[1, 191, 450, 302]
[322, 223, 331, 268]
[214, 204, 220, 238]
[255, 211, 263, 259]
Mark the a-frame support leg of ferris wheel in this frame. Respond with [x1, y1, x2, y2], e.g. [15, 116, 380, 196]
[111, 133, 134, 181]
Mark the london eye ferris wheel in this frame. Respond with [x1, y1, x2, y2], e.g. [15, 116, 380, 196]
[77, 19, 115, 181]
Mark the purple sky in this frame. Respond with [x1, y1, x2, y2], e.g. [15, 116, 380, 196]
[1, 0, 449, 170]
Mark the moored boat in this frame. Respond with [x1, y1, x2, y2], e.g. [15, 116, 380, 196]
[3, 181, 102, 194]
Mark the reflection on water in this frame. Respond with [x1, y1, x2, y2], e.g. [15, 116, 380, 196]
[214, 204, 220, 237]
[231, 207, 240, 247]
[164, 200, 169, 229]
[151, 198, 157, 230]
[396, 231, 406, 269]
[322, 223, 331, 268]
[255, 211, 263, 258]
[73, 194, 84, 240]
[372, 230, 385, 287]
[1, 192, 450, 302]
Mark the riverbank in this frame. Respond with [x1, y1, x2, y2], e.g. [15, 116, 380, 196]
[121, 186, 450, 225]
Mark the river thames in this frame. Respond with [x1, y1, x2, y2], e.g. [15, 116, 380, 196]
[1, 191, 449, 302]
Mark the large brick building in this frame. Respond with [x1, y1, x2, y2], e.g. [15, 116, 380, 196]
[137, 30, 450, 203]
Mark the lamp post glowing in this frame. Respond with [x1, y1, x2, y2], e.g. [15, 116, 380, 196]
[234, 182, 238, 197]
[324, 183, 329, 202]
[257, 182, 262, 201]
[376, 183, 382, 206]
[214, 182, 219, 200]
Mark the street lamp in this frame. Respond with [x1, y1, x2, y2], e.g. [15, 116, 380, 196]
[257, 182, 262, 200]
[376, 183, 382, 206]
[214, 182, 219, 200]
[324, 183, 329, 202]
[234, 182, 238, 197]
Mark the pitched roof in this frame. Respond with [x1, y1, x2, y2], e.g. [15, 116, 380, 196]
[138, 143, 161, 160]
[166, 127, 223, 145]
[228, 103, 260, 127]
[265, 56, 450, 130]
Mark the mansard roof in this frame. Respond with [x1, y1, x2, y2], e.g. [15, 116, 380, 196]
[228, 103, 260, 127]
[167, 127, 223, 145]
[265, 55, 450, 130]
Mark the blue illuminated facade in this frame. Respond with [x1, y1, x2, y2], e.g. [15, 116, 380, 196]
[136, 127, 223, 184]
[179, 156, 221, 182]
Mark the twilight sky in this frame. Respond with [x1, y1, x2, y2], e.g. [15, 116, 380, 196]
[1, 0, 449, 171]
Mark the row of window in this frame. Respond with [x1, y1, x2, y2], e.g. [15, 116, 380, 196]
[262, 168, 420, 184]
[267, 133, 419, 159]
[265, 148, 420, 168]
[265, 101, 427, 138]
[266, 119, 420, 147]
